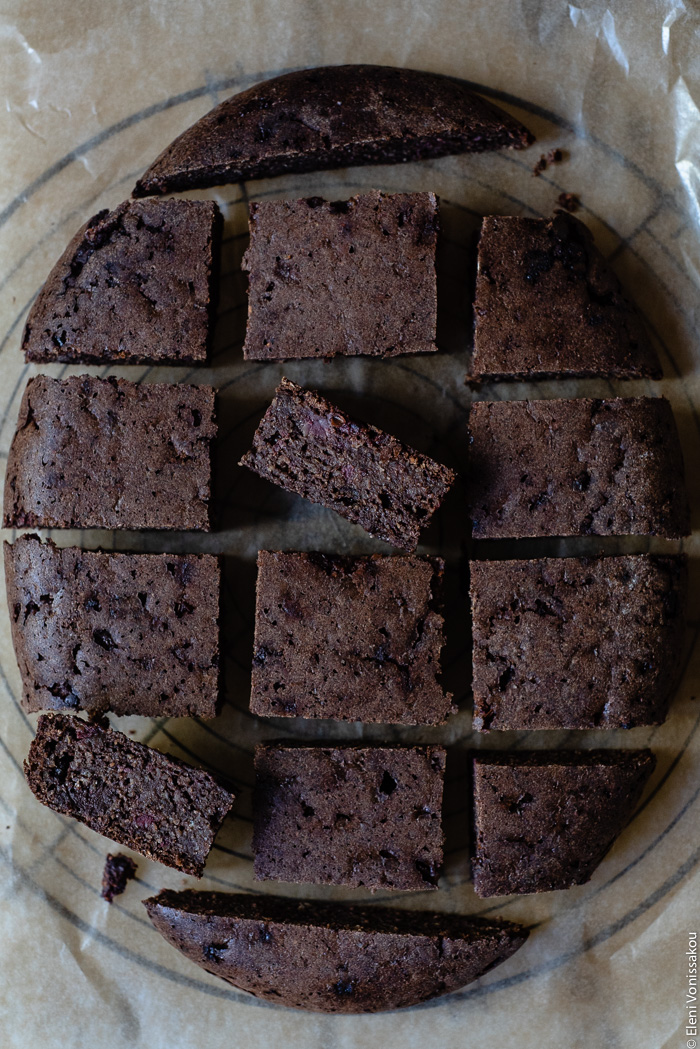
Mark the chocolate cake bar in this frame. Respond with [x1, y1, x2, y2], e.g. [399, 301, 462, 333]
[471, 750, 655, 896]
[133, 65, 533, 196]
[22, 198, 221, 365]
[470, 555, 687, 731]
[242, 191, 438, 359]
[469, 212, 661, 381]
[468, 397, 689, 539]
[25, 714, 234, 876]
[144, 890, 528, 1013]
[240, 378, 455, 551]
[4, 535, 220, 718]
[3, 375, 215, 531]
[253, 743, 445, 891]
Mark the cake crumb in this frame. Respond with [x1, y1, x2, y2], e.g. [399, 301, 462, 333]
[532, 148, 564, 176]
[101, 853, 137, 903]
[557, 192, 581, 212]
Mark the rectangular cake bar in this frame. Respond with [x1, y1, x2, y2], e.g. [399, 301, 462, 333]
[3, 374, 216, 531]
[25, 714, 235, 876]
[5, 535, 220, 718]
[468, 396, 689, 539]
[470, 555, 687, 731]
[240, 378, 455, 551]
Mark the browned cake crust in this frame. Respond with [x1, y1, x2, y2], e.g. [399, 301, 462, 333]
[240, 378, 455, 551]
[253, 743, 445, 892]
[470, 555, 687, 731]
[472, 750, 656, 897]
[143, 890, 529, 1013]
[22, 199, 221, 365]
[251, 551, 453, 725]
[25, 714, 235, 876]
[468, 397, 689, 539]
[133, 65, 533, 196]
[242, 191, 438, 360]
[469, 212, 661, 381]
[3, 375, 215, 531]
[4, 535, 220, 718]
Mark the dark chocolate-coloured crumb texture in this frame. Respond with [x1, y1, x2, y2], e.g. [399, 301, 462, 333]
[469, 212, 661, 381]
[468, 397, 689, 539]
[25, 714, 235, 876]
[471, 555, 687, 731]
[253, 743, 445, 892]
[3, 374, 215, 531]
[4, 535, 220, 718]
[22, 198, 221, 365]
[143, 890, 528, 1013]
[133, 65, 533, 196]
[251, 551, 454, 725]
[472, 750, 656, 897]
[242, 191, 438, 360]
[101, 853, 137, 903]
[240, 378, 455, 552]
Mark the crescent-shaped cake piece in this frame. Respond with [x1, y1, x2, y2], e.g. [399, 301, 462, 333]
[133, 65, 534, 196]
[143, 890, 528, 1013]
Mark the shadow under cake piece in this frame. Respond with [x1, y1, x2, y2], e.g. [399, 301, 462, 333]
[3, 374, 215, 531]
[133, 65, 533, 197]
[144, 889, 528, 1013]
[468, 397, 689, 539]
[251, 551, 453, 725]
[469, 212, 661, 381]
[4, 535, 220, 718]
[25, 714, 234, 876]
[470, 555, 687, 731]
[240, 378, 455, 552]
[471, 750, 655, 897]
[242, 191, 438, 360]
[23, 198, 221, 365]
[253, 743, 445, 891]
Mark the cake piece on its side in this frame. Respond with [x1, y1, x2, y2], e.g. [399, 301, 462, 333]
[25, 714, 234, 876]
[251, 551, 454, 725]
[143, 890, 529, 1013]
[240, 378, 455, 552]
[242, 191, 438, 360]
[472, 750, 655, 897]
[253, 743, 445, 892]
[4, 535, 220, 718]
[3, 375, 215, 531]
[468, 397, 689, 539]
[469, 212, 661, 381]
[22, 198, 221, 365]
[133, 65, 533, 197]
[470, 555, 687, 731]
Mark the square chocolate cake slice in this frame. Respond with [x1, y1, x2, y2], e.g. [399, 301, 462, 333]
[253, 743, 445, 891]
[251, 551, 453, 725]
[242, 191, 437, 359]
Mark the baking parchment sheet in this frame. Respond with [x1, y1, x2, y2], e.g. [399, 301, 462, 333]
[1, 1, 699, 1046]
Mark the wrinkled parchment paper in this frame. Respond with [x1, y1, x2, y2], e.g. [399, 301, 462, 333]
[1, 2, 700, 1046]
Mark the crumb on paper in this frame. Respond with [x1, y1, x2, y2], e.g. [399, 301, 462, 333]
[557, 192, 581, 212]
[101, 853, 137, 903]
[532, 148, 564, 176]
